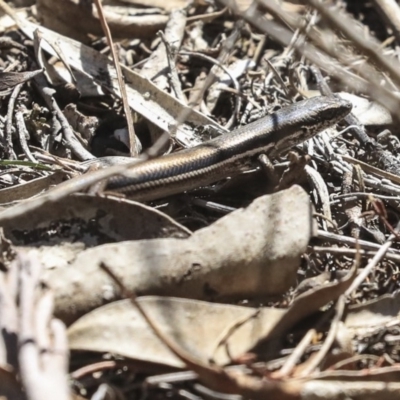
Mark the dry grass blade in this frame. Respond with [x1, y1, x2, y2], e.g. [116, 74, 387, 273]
[93, 0, 139, 156]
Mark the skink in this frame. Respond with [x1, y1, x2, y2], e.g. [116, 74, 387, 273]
[106, 96, 352, 201]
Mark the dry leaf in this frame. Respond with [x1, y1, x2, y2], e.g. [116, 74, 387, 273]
[45, 185, 315, 324]
[68, 267, 357, 371]
[68, 297, 279, 369]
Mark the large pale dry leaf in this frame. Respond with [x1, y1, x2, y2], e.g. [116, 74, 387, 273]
[2, 194, 190, 269]
[49, 186, 315, 324]
[68, 297, 268, 369]
[68, 266, 357, 370]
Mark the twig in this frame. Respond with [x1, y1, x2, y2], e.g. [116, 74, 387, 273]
[331, 192, 400, 202]
[317, 229, 400, 254]
[277, 328, 316, 377]
[311, 246, 400, 263]
[15, 109, 38, 163]
[341, 155, 400, 186]
[298, 297, 346, 377]
[4, 83, 21, 160]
